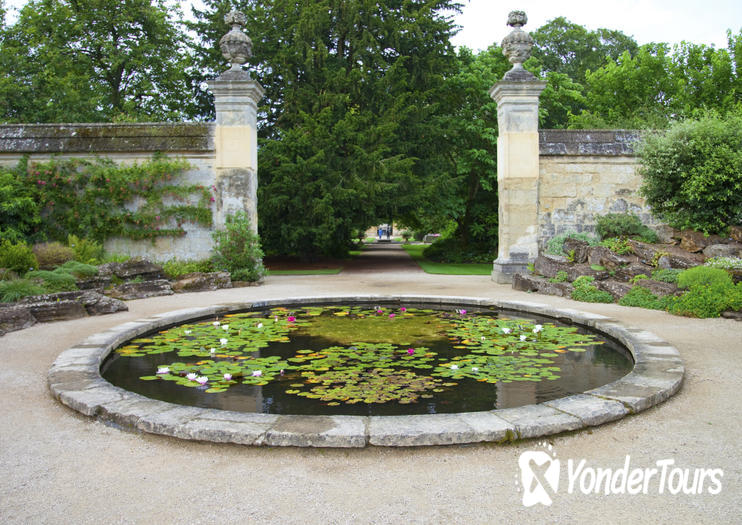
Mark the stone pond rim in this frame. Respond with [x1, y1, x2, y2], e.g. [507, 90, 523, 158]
[47, 295, 684, 447]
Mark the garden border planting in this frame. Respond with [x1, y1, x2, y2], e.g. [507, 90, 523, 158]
[48, 295, 684, 447]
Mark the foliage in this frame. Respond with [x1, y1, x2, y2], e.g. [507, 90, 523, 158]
[423, 236, 494, 264]
[677, 266, 734, 290]
[21, 156, 210, 242]
[25, 268, 78, 292]
[0, 240, 38, 274]
[618, 286, 667, 310]
[668, 281, 742, 318]
[0, 0, 196, 122]
[545, 231, 599, 256]
[0, 279, 46, 302]
[601, 237, 633, 255]
[705, 256, 742, 271]
[638, 113, 742, 234]
[595, 213, 658, 242]
[211, 212, 265, 282]
[0, 168, 40, 242]
[549, 271, 569, 283]
[651, 268, 682, 283]
[32, 242, 74, 270]
[161, 259, 215, 280]
[66, 235, 104, 265]
[58, 260, 99, 278]
[571, 276, 614, 303]
[630, 274, 649, 284]
[402, 244, 493, 275]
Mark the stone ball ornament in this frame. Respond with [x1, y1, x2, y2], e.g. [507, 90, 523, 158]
[501, 10, 536, 80]
[219, 10, 253, 72]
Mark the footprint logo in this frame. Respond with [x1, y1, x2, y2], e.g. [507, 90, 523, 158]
[517, 442, 560, 507]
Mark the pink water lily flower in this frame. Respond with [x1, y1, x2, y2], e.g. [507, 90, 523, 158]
[407, 348, 415, 355]
[400, 307, 407, 312]
[287, 316, 296, 322]
[389, 313, 395, 319]
[223, 373, 232, 381]
[252, 370, 262, 377]
[196, 376, 209, 385]
[157, 367, 169, 375]
[186, 373, 197, 381]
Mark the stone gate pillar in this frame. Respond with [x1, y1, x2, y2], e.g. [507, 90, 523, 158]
[208, 10, 264, 233]
[491, 11, 545, 284]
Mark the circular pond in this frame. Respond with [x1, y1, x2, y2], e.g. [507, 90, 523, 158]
[49, 296, 685, 447]
[101, 302, 632, 416]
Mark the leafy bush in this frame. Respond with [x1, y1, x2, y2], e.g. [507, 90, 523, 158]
[162, 259, 215, 279]
[549, 270, 569, 283]
[211, 212, 265, 282]
[651, 268, 682, 283]
[600, 237, 633, 255]
[0, 169, 41, 242]
[422, 236, 494, 263]
[67, 235, 104, 265]
[58, 260, 99, 278]
[571, 276, 614, 303]
[32, 242, 75, 269]
[630, 274, 649, 284]
[25, 269, 78, 292]
[0, 240, 39, 274]
[545, 232, 599, 256]
[638, 114, 742, 234]
[595, 213, 658, 243]
[668, 282, 742, 318]
[677, 266, 733, 290]
[704, 256, 742, 271]
[0, 279, 46, 302]
[0, 268, 18, 281]
[618, 286, 668, 310]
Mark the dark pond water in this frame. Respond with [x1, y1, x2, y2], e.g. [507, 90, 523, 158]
[101, 303, 633, 416]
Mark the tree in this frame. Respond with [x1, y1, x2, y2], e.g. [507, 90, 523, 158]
[0, 0, 196, 122]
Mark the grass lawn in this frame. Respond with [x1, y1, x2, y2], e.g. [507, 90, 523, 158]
[266, 268, 343, 276]
[402, 244, 492, 275]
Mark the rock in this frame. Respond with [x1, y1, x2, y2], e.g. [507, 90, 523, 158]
[635, 279, 678, 297]
[568, 264, 610, 281]
[512, 274, 573, 297]
[0, 306, 36, 336]
[721, 311, 742, 321]
[596, 280, 633, 300]
[729, 225, 742, 243]
[678, 230, 723, 253]
[172, 272, 232, 293]
[534, 254, 570, 279]
[98, 259, 164, 280]
[76, 276, 113, 291]
[26, 300, 87, 323]
[628, 241, 704, 269]
[562, 238, 590, 263]
[656, 255, 672, 269]
[107, 279, 174, 300]
[653, 225, 680, 245]
[78, 291, 128, 315]
[613, 263, 653, 282]
[703, 243, 742, 258]
[586, 246, 637, 269]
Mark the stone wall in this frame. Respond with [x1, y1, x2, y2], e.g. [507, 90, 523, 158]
[0, 123, 219, 260]
[538, 130, 657, 249]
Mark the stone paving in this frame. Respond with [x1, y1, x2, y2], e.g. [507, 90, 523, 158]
[1, 247, 740, 523]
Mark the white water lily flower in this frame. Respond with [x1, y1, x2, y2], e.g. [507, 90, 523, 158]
[520, 335, 527, 342]
[212, 321, 220, 326]
[221, 324, 229, 331]
[472, 367, 479, 372]
[196, 376, 208, 385]
[451, 364, 459, 370]
[481, 336, 486, 341]
[252, 370, 263, 377]
[223, 373, 232, 381]
[186, 373, 197, 381]
[533, 324, 543, 333]
[502, 327, 511, 334]
[157, 367, 169, 374]
[220, 338, 228, 345]
[257, 323, 263, 329]
[210, 348, 216, 354]
[184, 330, 192, 335]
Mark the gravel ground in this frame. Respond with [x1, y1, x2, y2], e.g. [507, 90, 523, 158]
[1, 247, 740, 524]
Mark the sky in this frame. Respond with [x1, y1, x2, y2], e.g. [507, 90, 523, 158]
[3, 0, 741, 50]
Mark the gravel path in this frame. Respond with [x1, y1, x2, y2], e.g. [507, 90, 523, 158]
[1, 269, 740, 524]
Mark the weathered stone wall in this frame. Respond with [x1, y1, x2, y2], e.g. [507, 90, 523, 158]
[538, 130, 657, 249]
[0, 123, 219, 260]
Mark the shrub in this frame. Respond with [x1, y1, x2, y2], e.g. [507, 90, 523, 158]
[571, 276, 614, 303]
[651, 268, 682, 283]
[211, 212, 265, 282]
[67, 235, 104, 265]
[704, 256, 742, 271]
[630, 274, 649, 284]
[422, 236, 494, 263]
[618, 286, 667, 310]
[25, 269, 78, 292]
[638, 114, 742, 234]
[0, 169, 41, 243]
[545, 232, 599, 256]
[162, 259, 215, 279]
[595, 213, 658, 243]
[677, 266, 733, 290]
[0, 279, 46, 302]
[0, 240, 39, 274]
[33, 242, 75, 269]
[549, 270, 569, 283]
[58, 260, 99, 278]
[600, 237, 633, 255]
[668, 282, 740, 318]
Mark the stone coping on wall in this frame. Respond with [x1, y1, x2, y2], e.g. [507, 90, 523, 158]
[539, 129, 643, 156]
[48, 295, 684, 447]
[0, 122, 215, 154]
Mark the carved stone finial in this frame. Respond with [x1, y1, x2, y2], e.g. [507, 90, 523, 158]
[219, 10, 252, 74]
[501, 10, 536, 81]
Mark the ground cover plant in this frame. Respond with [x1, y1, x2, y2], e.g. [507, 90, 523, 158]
[403, 244, 492, 275]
